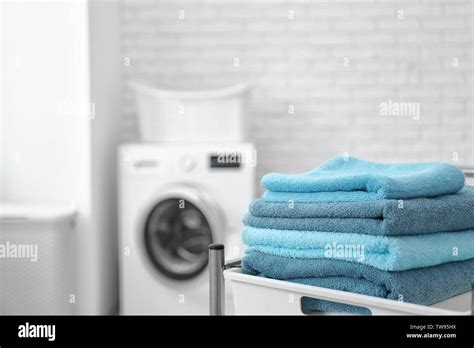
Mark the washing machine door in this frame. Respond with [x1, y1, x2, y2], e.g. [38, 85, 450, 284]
[143, 186, 224, 280]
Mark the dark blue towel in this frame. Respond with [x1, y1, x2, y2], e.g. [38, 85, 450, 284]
[242, 252, 474, 315]
[245, 186, 474, 235]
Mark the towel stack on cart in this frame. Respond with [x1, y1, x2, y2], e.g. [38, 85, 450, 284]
[242, 156, 474, 314]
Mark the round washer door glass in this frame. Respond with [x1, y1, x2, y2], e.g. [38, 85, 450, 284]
[144, 198, 213, 280]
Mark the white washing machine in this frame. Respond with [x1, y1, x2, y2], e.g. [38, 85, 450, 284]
[118, 143, 255, 314]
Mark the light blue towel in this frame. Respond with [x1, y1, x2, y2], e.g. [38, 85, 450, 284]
[262, 156, 465, 202]
[242, 251, 474, 315]
[245, 186, 474, 235]
[242, 226, 474, 271]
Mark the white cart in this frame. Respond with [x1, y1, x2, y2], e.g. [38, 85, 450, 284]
[208, 244, 473, 316]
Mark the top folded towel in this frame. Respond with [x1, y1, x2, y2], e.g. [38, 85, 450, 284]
[262, 156, 465, 202]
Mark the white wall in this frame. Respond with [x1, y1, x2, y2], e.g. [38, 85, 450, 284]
[1, 0, 120, 314]
[120, 0, 474, 190]
[1, 1, 90, 205]
[88, 0, 121, 314]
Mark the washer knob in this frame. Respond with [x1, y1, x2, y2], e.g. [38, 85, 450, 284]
[180, 156, 196, 172]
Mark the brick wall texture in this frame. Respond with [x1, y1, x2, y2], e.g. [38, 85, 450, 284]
[120, 0, 473, 187]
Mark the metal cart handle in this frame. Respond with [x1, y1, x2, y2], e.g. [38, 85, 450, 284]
[209, 243, 241, 315]
[209, 244, 225, 315]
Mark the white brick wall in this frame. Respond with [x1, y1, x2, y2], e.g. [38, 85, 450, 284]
[120, 0, 473, 187]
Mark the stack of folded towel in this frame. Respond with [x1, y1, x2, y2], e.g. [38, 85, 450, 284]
[242, 156, 474, 314]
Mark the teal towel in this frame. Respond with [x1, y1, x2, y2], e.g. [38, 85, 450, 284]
[242, 226, 474, 271]
[242, 251, 474, 315]
[262, 156, 465, 202]
[244, 186, 474, 236]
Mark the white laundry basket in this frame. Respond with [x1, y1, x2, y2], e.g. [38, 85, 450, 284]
[224, 268, 472, 315]
[130, 81, 251, 143]
[0, 204, 76, 315]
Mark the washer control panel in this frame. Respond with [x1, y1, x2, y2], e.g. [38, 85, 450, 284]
[209, 153, 241, 169]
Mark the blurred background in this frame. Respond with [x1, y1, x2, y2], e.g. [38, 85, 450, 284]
[1, 0, 473, 315]
[121, 0, 474, 176]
